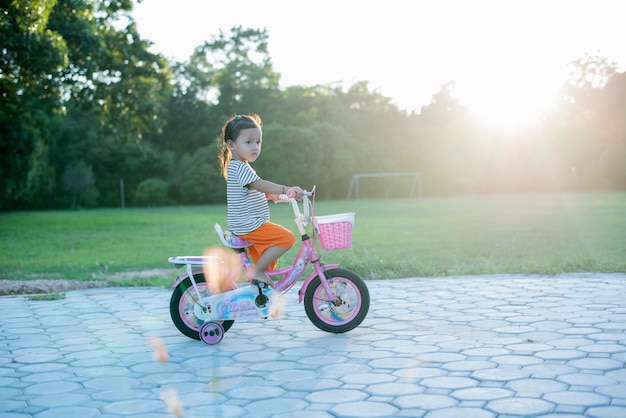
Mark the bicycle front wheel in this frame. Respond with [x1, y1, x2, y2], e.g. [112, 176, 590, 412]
[169, 273, 234, 340]
[304, 268, 369, 333]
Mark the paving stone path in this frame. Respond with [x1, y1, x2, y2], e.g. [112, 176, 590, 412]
[1, 273, 625, 417]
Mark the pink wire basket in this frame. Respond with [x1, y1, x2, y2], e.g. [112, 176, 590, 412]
[313, 212, 355, 250]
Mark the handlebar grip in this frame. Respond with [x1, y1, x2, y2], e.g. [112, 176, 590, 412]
[277, 190, 311, 201]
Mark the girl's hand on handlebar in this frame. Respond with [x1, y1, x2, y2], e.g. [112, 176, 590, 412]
[286, 186, 304, 199]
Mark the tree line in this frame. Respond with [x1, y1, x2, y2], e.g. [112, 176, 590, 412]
[2, 1, 625, 210]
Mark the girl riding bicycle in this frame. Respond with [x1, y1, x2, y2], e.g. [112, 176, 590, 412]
[217, 114, 304, 288]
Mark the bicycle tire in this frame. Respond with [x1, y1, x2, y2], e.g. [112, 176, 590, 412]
[169, 273, 234, 340]
[304, 268, 369, 333]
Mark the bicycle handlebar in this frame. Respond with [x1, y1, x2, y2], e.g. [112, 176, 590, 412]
[276, 191, 312, 227]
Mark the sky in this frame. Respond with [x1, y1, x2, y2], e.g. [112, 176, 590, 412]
[132, 0, 626, 124]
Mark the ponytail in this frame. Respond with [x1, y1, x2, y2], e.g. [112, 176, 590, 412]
[217, 141, 230, 179]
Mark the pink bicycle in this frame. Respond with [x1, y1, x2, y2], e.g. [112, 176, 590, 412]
[167, 186, 370, 345]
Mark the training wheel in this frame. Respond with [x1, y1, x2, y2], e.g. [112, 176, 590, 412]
[199, 322, 224, 345]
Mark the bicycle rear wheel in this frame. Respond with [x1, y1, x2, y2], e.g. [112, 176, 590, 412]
[169, 273, 234, 340]
[304, 268, 369, 333]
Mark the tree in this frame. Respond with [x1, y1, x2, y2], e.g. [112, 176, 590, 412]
[197, 26, 282, 114]
[1, 0, 171, 207]
[62, 160, 96, 208]
[172, 146, 225, 205]
[548, 53, 623, 190]
[150, 27, 281, 156]
[257, 121, 356, 199]
[593, 71, 626, 189]
[1, 0, 66, 204]
[46, 0, 171, 141]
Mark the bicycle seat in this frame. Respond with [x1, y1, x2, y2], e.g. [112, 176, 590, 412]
[214, 223, 252, 249]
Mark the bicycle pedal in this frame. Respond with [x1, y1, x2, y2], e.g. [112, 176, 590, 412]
[249, 279, 267, 288]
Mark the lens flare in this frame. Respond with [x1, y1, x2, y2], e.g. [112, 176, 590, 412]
[160, 388, 184, 418]
[148, 336, 168, 363]
[202, 247, 244, 294]
[269, 295, 286, 319]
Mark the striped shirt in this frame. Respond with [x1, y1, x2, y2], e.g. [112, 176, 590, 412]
[226, 160, 269, 234]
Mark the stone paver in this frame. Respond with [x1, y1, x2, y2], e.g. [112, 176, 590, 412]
[1, 273, 625, 417]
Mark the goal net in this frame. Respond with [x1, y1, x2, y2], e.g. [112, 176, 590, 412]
[346, 172, 422, 200]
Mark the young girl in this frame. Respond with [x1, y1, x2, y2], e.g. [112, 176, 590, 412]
[217, 114, 304, 287]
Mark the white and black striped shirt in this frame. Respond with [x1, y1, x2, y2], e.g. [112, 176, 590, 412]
[226, 160, 269, 234]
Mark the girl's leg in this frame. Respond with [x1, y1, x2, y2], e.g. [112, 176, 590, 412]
[251, 245, 291, 285]
[239, 222, 295, 287]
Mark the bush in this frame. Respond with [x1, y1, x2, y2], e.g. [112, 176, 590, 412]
[134, 178, 169, 207]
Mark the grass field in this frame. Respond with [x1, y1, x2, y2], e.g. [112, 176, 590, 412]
[1, 192, 624, 287]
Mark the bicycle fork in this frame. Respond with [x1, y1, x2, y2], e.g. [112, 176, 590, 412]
[297, 260, 342, 305]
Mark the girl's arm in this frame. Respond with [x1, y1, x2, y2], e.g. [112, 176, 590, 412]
[249, 179, 303, 198]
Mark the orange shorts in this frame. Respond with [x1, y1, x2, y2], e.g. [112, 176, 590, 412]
[238, 222, 295, 270]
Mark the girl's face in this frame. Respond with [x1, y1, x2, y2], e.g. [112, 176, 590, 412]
[228, 126, 263, 163]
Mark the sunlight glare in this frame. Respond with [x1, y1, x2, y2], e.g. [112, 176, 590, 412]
[202, 247, 245, 293]
[456, 67, 562, 129]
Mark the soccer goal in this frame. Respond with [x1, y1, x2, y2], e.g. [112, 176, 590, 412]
[346, 172, 422, 200]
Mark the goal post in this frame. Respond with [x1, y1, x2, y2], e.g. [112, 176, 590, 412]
[346, 172, 422, 200]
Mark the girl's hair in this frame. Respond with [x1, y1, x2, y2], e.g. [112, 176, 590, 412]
[216, 113, 263, 179]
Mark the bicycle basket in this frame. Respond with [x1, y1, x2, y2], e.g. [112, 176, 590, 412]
[313, 212, 355, 250]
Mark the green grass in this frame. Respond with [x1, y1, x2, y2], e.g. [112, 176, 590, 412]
[1, 192, 624, 287]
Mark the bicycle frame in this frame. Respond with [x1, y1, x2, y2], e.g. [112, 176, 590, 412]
[169, 188, 341, 310]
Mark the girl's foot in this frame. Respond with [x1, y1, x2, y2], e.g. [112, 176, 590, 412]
[250, 272, 274, 288]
